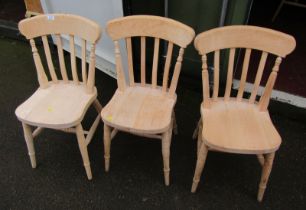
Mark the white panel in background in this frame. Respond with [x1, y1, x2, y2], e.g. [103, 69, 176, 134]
[40, 0, 128, 79]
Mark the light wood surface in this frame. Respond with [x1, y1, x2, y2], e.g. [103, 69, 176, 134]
[194, 25, 296, 56]
[103, 15, 194, 185]
[191, 26, 296, 201]
[106, 15, 195, 48]
[16, 82, 97, 128]
[19, 14, 101, 43]
[102, 86, 176, 134]
[16, 14, 102, 180]
[201, 100, 281, 154]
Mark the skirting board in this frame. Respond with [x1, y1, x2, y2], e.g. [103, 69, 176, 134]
[233, 79, 306, 108]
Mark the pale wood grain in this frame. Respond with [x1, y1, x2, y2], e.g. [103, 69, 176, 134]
[201, 55, 210, 109]
[152, 38, 160, 88]
[237, 48, 251, 101]
[213, 50, 220, 100]
[257, 153, 275, 202]
[76, 124, 92, 180]
[249, 51, 268, 103]
[42, 35, 58, 83]
[22, 123, 36, 168]
[101, 86, 176, 134]
[69, 35, 79, 84]
[16, 82, 98, 128]
[114, 41, 126, 91]
[224, 48, 235, 101]
[56, 34, 68, 82]
[162, 42, 173, 92]
[126, 37, 135, 86]
[86, 44, 96, 93]
[201, 100, 281, 154]
[19, 14, 101, 42]
[104, 15, 194, 186]
[30, 39, 48, 88]
[107, 15, 195, 48]
[169, 48, 184, 96]
[81, 39, 87, 83]
[192, 26, 295, 201]
[17, 14, 102, 180]
[103, 124, 111, 172]
[258, 57, 282, 111]
[195, 25, 295, 56]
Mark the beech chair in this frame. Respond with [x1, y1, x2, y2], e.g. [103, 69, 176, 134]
[101, 15, 195, 185]
[15, 14, 102, 180]
[191, 26, 295, 201]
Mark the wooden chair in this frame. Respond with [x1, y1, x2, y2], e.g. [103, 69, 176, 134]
[101, 15, 195, 185]
[15, 14, 102, 180]
[191, 26, 295, 201]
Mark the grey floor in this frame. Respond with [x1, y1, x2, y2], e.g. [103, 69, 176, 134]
[0, 36, 306, 210]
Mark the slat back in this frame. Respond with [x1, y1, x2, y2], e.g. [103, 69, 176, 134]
[106, 15, 195, 96]
[19, 14, 101, 93]
[194, 26, 296, 109]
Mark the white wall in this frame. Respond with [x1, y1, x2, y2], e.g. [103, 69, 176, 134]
[40, 0, 128, 78]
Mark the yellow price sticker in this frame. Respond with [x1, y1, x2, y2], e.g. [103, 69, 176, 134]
[106, 115, 113, 122]
[47, 106, 53, 112]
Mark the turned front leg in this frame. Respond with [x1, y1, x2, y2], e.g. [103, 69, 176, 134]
[162, 127, 173, 186]
[191, 143, 208, 193]
[257, 152, 275, 202]
[22, 123, 36, 168]
[103, 124, 111, 172]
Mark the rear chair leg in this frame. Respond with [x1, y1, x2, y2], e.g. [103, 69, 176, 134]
[257, 152, 275, 202]
[172, 111, 178, 135]
[103, 124, 111, 172]
[22, 123, 36, 168]
[76, 124, 92, 180]
[257, 154, 265, 166]
[193, 118, 202, 139]
[197, 120, 203, 156]
[191, 143, 208, 193]
[162, 126, 173, 186]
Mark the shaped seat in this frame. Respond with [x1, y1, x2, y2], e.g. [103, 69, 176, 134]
[16, 14, 102, 180]
[191, 25, 296, 202]
[102, 15, 195, 185]
[201, 100, 281, 154]
[102, 86, 176, 134]
[16, 82, 97, 128]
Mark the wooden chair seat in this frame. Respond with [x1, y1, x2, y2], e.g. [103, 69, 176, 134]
[201, 99, 281, 154]
[16, 82, 97, 129]
[191, 25, 295, 201]
[101, 85, 176, 134]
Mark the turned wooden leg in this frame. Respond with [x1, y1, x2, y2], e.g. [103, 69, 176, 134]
[257, 154, 265, 166]
[22, 123, 36, 168]
[192, 118, 202, 139]
[162, 126, 173, 186]
[257, 152, 275, 202]
[197, 121, 203, 156]
[75, 124, 92, 180]
[103, 124, 111, 172]
[191, 143, 209, 193]
[172, 111, 178, 135]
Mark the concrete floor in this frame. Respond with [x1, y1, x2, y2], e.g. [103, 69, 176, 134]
[0, 36, 305, 210]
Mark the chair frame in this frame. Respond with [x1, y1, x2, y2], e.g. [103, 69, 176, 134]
[102, 15, 195, 185]
[16, 14, 102, 180]
[191, 25, 296, 201]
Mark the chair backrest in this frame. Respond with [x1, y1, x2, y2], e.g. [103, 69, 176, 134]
[19, 14, 102, 93]
[106, 15, 195, 97]
[194, 25, 296, 111]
